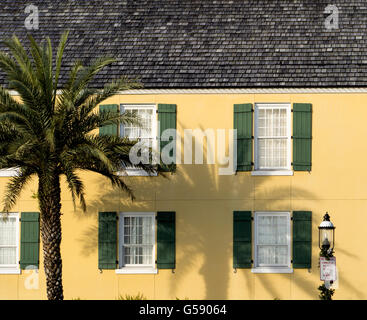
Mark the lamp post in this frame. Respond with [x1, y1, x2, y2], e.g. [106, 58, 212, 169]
[318, 212, 336, 300]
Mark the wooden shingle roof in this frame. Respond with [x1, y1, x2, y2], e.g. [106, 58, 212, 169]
[0, 0, 366, 88]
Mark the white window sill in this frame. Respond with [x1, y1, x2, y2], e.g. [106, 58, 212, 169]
[116, 169, 158, 177]
[0, 268, 21, 275]
[0, 169, 20, 177]
[251, 267, 293, 274]
[251, 170, 293, 176]
[115, 267, 158, 274]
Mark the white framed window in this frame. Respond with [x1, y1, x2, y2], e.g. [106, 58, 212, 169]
[119, 104, 157, 176]
[0, 212, 20, 274]
[116, 212, 157, 274]
[253, 103, 292, 175]
[252, 211, 292, 273]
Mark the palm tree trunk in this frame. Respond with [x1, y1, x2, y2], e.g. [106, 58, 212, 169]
[38, 172, 64, 300]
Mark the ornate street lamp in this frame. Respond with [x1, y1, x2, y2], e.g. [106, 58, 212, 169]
[318, 212, 337, 300]
[318, 212, 335, 253]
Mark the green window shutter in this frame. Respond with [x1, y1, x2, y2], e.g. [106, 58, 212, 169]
[293, 211, 312, 268]
[20, 212, 40, 270]
[293, 103, 312, 171]
[99, 104, 119, 136]
[158, 104, 177, 172]
[234, 104, 253, 171]
[233, 211, 252, 268]
[157, 211, 175, 269]
[98, 212, 117, 270]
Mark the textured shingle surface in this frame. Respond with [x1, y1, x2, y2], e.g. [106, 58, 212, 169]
[0, 0, 366, 88]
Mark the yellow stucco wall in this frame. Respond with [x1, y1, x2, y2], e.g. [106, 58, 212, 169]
[0, 92, 366, 300]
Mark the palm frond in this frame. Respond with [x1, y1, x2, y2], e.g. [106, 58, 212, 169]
[77, 76, 143, 115]
[61, 142, 117, 173]
[81, 165, 135, 200]
[27, 35, 54, 113]
[54, 30, 69, 95]
[72, 57, 116, 95]
[2, 167, 35, 212]
[63, 166, 86, 211]
[0, 37, 46, 109]
[2, 36, 38, 87]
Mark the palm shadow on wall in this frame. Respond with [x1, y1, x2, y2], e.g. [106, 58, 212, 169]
[71, 121, 363, 300]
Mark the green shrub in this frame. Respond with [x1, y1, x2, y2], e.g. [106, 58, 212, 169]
[318, 284, 335, 300]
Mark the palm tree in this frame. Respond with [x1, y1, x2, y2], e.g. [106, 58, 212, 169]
[0, 31, 156, 300]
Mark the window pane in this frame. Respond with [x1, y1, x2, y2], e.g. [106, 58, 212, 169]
[258, 138, 287, 168]
[142, 246, 152, 265]
[124, 247, 131, 265]
[142, 217, 153, 244]
[0, 247, 16, 265]
[131, 217, 137, 243]
[279, 109, 287, 136]
[266, 109, 272, 136]
[121, 107, 154, 142]
[258, 215, 287, 245]
[257, 214, 289, 266]
[257, 245, 288, 265]
[258, 107, 287, 137]
[0, 217, 16, 246]
[258, 109, 266, 136]
[124, 127, 132, 138]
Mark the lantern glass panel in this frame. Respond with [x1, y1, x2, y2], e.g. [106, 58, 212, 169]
[320, 229, 334, 249]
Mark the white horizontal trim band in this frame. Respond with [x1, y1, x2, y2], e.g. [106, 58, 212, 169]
[0, 169, 19, 177]
[115, 267, 158, 274]
[251, 267, 293, 274]
[8, 88, 367, 96]
[0, 268, 21, 275]
[117, 169, 158, 177]
[117, 88, 367, 94]
[251, 170, 294, 176]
